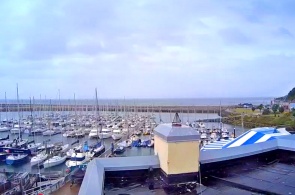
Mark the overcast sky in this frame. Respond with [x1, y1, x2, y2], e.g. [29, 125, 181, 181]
[0, 0, 294, 99]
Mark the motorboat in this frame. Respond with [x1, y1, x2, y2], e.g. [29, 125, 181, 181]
[113, 146, 125, 155]
[38, 144, 55, 151]
[42, 130, 55, 136]
[98, 129, 112, 139]
[65, 152, 89, 168]
[0, 126, 10, 132]
[84, 128, 91, 134]
[88, 129, 99, 138]
[30, 152, 48, 166]
[43, 155, 67, 168]
[111, 129, 123, 140]
[89, 142, 105, 157]
[6, 154, 28, 165]
[27, 142, 42, 152]
[10, 127, 21, 134]
[117, 140, 132, 148]
[66, 144, 82, 158]
[63, 130, 75, 138]
[30, 128, 46, 135]
[75, 130, 85, 137]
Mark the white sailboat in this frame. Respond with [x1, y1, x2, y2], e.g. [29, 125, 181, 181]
[111, 129, 123, 140]
[88, 129, 99, 138]
[31, 152, 48, 166]
[98, 128, 112, 139]
[0, 126, 10, 132]
[43, 155, 67, 168]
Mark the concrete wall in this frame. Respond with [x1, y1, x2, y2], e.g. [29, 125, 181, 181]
[154, 135, 169, 173]
[154, 135, 200, 175]
[168, 141, 199, 174]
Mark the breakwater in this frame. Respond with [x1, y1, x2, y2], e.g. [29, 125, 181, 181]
[0, 104, 235, 114]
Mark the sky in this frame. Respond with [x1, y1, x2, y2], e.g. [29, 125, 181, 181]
[0, 0, 294, 99]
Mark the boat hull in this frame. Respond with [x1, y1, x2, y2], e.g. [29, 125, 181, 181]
[43, 156, 67, 168]
[6, 155, 28, 165]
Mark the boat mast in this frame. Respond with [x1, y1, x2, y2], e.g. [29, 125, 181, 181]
[5, 92, 8, 121]
[16, 84, 21, 140]
[29, 97, 35, 141]
[219, 100, 222, 129]
[95, 88, 101, 144]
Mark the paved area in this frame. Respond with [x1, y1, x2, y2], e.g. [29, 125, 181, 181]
[51, 183, 80, 195]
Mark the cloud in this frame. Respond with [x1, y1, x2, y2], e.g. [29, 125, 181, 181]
[0, 0, 294, 99]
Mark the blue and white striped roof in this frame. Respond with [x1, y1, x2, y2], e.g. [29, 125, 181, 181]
[201, 127, 290, 150]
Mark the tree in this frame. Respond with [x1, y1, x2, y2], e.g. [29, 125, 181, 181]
[262, 108, 270, 115]
[257, 104, 263, 112]
[272, 104, 279, 116]
[279, 106, 284, 114]
[251, 107, 256, 112]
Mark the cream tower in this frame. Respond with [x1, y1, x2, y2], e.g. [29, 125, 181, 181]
[154, 113, 200, 184]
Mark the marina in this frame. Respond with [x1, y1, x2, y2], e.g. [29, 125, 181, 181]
[0, 102, 245, 195]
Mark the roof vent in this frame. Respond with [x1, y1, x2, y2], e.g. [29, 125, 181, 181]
[172, 113, 182, 127]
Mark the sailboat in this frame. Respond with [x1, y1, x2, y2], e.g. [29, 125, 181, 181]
[43, 155, 67, 168]
[111, 129, 123, 140]
[30, 151, 48, 166]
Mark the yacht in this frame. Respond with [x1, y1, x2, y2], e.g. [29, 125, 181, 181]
[42, 130, 55, 136]
[6, 154, 29, 165]
[66, 144, 82, 158]
[88, 129, 99, 138]
[10, 125, 21, 134]
[43, 155, 67, 168]
[0, 126, 10, 132]
[111, 129, 123, 140]
[98, 128, 112, 139]
[63, 130, 75, 138]
[30, 152, 48, 166]
[75, 130, 85, 137]
[65, 152, 89, 168]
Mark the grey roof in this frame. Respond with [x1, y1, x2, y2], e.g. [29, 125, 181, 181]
[97, 155, 160, 171]
[79, 155, 160, 195]
[154, 123, 200, 142]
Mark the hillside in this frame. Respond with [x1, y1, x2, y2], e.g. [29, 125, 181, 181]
[287, 87, 295, 101]
[276, 87, 295, 101]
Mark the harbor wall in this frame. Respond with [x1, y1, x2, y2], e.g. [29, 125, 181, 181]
[0, 104, 235, 113]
